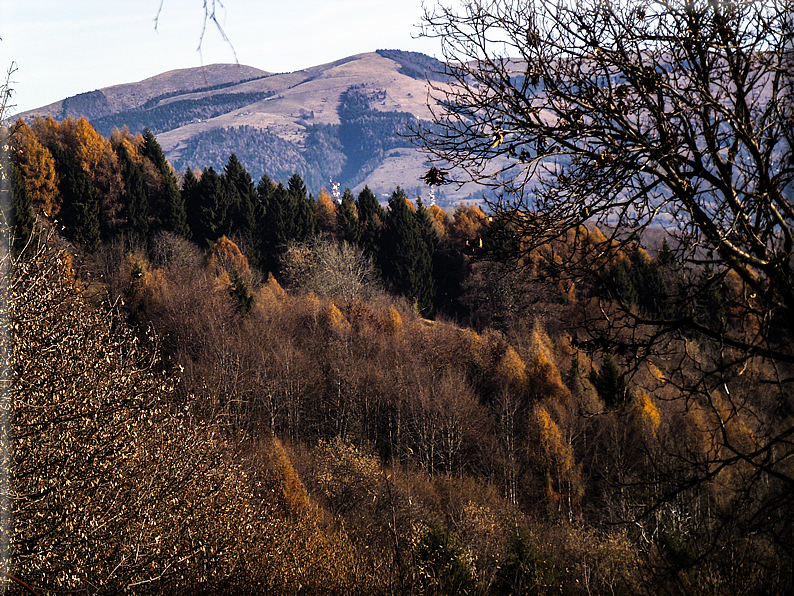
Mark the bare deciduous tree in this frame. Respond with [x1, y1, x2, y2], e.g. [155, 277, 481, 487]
[416, 0, 794, 587]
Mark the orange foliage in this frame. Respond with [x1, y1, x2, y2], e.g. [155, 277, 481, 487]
[59, 117, 110, 176]
[450, 204, 487, 247]
[11, 119, 61, 216]
[429, 205, 450, 238]
[632, 390, 661, 439]
[495, 345, 528, 390]
[315, 189, 338, 236]
[265, 437, 313, 517]
[30, 115, 60, 147]
[324, 301, 351, 337]
[207, 235, 251, 279]
[533, 404, 580, 513]
[382, 305, 404, 334]
[265, 273, 288, 302]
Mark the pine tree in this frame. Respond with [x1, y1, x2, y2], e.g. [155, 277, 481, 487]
[188, 167, 228, 246]
[181, 168, 199, 240]
[141, 129, 189, 239]
[629, 246, 672, 320]
[256, 176, 293, 275]
[288, 173, 316, 242]
[415, 198, 439, 313]
[589, 356, 632, 409]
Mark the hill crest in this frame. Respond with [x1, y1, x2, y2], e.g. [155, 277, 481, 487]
[17, 51, 483, 204]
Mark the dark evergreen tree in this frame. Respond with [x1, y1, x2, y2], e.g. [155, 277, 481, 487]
[432, 237, 469, 319]
[141, 129, 190, 239]
[607, 259, 638, 307]
[589, 356, 632, 409]
[229, 270, 255, 313]
[336, 188, 360, 245]
[356, 185, 384, 259]
[222, 153, 257, 241]
[50, 144, 101, 252]
[187, 167, 229, 246]
[2, 162, 36, 249]
[115, 143, 150, 241]
[287, 173, 316, 242]
[256, 175, 293, 275]
[629, 246, 672, 320]
[181, 168, 199, 240]
[379, 187, 434, 316]
[415, 198, 439, 314]
[695, 267, 728, 334]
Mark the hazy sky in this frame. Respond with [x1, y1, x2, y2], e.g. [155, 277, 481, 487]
[1, 0, 445, 116]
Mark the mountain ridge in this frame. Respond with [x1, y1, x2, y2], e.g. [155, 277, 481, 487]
[17, 51, 484, 204]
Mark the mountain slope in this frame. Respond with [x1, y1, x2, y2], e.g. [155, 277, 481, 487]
[18, 51, 485, 204]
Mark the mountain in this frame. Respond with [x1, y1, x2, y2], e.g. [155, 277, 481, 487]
[17, 51, 485, 205]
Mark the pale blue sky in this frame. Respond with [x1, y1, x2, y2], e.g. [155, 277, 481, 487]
[1, 1, 444, 116]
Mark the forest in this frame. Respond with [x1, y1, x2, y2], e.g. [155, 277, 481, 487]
[1, 1, 793, 591]
[1, 100, 790, 595]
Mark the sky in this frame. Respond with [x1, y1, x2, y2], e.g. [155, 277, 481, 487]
[1, 0, 445, 116]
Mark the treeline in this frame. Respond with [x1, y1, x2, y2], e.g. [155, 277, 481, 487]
[173, 124, 346, 193]
[88, 82, 419, 191]
[4, 117, 792, 594]
[89, 90, 276, 137]
[9, 115, 481, 318]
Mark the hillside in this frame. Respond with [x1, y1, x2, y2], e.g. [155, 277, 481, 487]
[17, 50, 485, 204]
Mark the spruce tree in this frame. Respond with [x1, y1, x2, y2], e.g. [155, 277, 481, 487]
[141, 129, 189, 239]
[223, 153, 257, 241]
[181, 168, 200, 241]
[187, 167, 229, 247]
[356, 185, 384, 259]
[288, 173, 316, 242]
[589, 356, 632, 409]
[336, 188, 360, 245]
[2, 163, 36, 249]
[379, 187, 434, 315]
[256, 175, 292, 275]
[115, 143, 150, 241]
[50, 144, 101, 252]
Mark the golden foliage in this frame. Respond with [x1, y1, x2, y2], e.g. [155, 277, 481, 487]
[265, 272, 288, 302]
[325, 301, 351, 336]
[265, 437, 313, 517]
[450, 203, 487, 246]
[30, 114, 61, 147]
[383, 305, 404, 334]
[495, 344, 528, 390]
[58, 116, 110, 176]
[633, 389, 661, 438]
[207, 235, 251, 279]
[316, 188, 339, 235]
[532, 405, 580, 513]
[11, 119, 61, 216]
[429, 204, 450, 238]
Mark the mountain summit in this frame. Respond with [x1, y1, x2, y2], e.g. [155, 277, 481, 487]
[17, 51, 481, 204]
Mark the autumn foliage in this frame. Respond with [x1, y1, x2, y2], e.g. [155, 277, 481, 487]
[3, 115, 792, 595]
